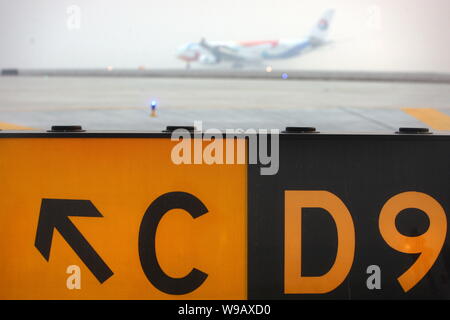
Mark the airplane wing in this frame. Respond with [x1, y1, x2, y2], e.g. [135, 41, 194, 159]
[199, 38, 248, 63]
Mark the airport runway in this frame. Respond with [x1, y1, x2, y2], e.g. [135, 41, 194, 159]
[0, 75, 449, 132]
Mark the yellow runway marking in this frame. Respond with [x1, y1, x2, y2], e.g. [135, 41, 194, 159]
[402, 108, 450, 131]
[0, 122, 34, 130]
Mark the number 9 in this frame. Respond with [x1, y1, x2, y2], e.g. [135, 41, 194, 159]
[379, 191, 447, 292]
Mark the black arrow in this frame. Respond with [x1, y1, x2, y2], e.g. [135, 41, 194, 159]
[35, 199, 113, 283]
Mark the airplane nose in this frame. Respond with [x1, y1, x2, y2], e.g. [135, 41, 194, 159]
[177, 51, 200, 62]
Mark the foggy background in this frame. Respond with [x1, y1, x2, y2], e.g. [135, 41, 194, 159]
[1, 0, 449, 72]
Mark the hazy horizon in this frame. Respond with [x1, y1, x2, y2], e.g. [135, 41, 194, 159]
[1, 0, 449, 72]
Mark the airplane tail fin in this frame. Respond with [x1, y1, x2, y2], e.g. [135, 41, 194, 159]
[309, 9, 335, 44]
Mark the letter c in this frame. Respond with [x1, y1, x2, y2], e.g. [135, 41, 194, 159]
[138, 191, 208, 295]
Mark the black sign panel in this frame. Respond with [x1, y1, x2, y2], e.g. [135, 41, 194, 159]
[248, 134, 450, 299]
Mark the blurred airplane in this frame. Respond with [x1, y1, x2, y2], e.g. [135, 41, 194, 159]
[176, 9, 335, 69]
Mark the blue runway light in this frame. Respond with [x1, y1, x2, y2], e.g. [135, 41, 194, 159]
[149, 100, 158, 117]
[281, 73, 288, 80]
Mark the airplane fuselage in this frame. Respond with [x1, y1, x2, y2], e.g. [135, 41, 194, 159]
[177, 38, 315, 65]
[176, 9, 334, 67]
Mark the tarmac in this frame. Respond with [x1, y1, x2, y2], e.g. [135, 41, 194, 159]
[0, 73, 449, 132]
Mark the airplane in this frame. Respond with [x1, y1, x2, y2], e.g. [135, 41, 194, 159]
[176, 9, 335, 69]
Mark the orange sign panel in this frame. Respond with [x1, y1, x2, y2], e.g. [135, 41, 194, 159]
[0, 138, 246, 299]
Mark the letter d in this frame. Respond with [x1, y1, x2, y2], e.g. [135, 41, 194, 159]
[284, 191, 355, 294]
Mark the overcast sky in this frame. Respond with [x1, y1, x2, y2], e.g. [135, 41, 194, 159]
[1, 0, 449, 72]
